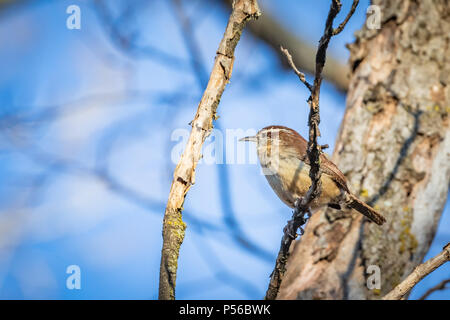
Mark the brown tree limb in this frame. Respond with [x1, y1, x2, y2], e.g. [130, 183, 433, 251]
[265, 0, 357, 301]
[171, 0, 274, 262]
[418, 278, 450, 300]
[158, 0, 261, 300]
[383, 243, 450, 300]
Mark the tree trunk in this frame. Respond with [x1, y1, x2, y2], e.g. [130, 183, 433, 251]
[277, 0, 449, 300]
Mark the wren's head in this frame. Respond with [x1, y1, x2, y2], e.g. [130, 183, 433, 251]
[239, 126, 308, 173]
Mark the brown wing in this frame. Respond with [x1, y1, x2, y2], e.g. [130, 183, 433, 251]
[318, 153, 350, 192]
[268, 125, 350, 193]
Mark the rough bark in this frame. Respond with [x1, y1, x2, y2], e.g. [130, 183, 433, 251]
[277, 0, 449, 300]
[158, 0, 260, 300]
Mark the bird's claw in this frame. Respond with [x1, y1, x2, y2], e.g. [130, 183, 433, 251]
[284, 202, 311, 240]
[298, 226, 304, 235]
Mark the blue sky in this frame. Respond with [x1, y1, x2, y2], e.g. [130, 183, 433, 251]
[0, 0, 448, 299]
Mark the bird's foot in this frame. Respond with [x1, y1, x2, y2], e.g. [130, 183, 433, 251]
[283, 203, 311, 240]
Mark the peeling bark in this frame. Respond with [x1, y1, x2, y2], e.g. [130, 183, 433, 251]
[277, 0, 449, 300]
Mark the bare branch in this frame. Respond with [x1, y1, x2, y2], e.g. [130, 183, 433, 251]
[333, 0, 359, 36]
[265, 0, 358, 300]
[221, 0, 350, 91]
[158, 0, 261, 300]
[280, 46, 312, 92]
[383, 243, 450, 300]
[171, 0, 273, 262]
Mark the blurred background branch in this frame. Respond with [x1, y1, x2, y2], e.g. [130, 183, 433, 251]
[419, 279, 450, 300]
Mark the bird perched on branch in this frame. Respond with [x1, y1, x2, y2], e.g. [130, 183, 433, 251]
[240, 125, 386, 225]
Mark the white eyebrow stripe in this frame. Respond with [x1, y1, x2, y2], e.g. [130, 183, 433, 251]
[259, 127, 291, 137]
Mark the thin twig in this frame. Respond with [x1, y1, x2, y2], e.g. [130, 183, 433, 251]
[221, 0, 351, 91]
[418, 279, 450, 300]
[265, 0, 358, 300]
[280, 46, 312, 92]
[333, 0, 359, 35]
[158, 0, 261, 300]
[383, 243, 450, 300]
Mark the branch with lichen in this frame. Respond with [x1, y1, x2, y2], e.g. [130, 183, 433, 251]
[158, 0, 261, 300]
[383, 243, 450, 300]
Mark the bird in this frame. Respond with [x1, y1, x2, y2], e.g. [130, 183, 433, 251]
[240, 125, 386, 225]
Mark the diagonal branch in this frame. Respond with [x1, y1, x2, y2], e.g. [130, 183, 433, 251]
[280, 46, 313, 92]
[172, 0, 273, 262]
[265, 0, 358, 300]
[383, 243, 450, 300]
[158, 0, 261, 300]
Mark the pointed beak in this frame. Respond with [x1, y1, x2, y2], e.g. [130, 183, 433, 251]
[239, 135, 257, 142]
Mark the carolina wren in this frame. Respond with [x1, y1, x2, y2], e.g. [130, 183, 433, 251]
[240, 125, 386, 225]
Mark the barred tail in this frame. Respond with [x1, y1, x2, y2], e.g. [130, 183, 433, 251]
[347, 194, 386, 225]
